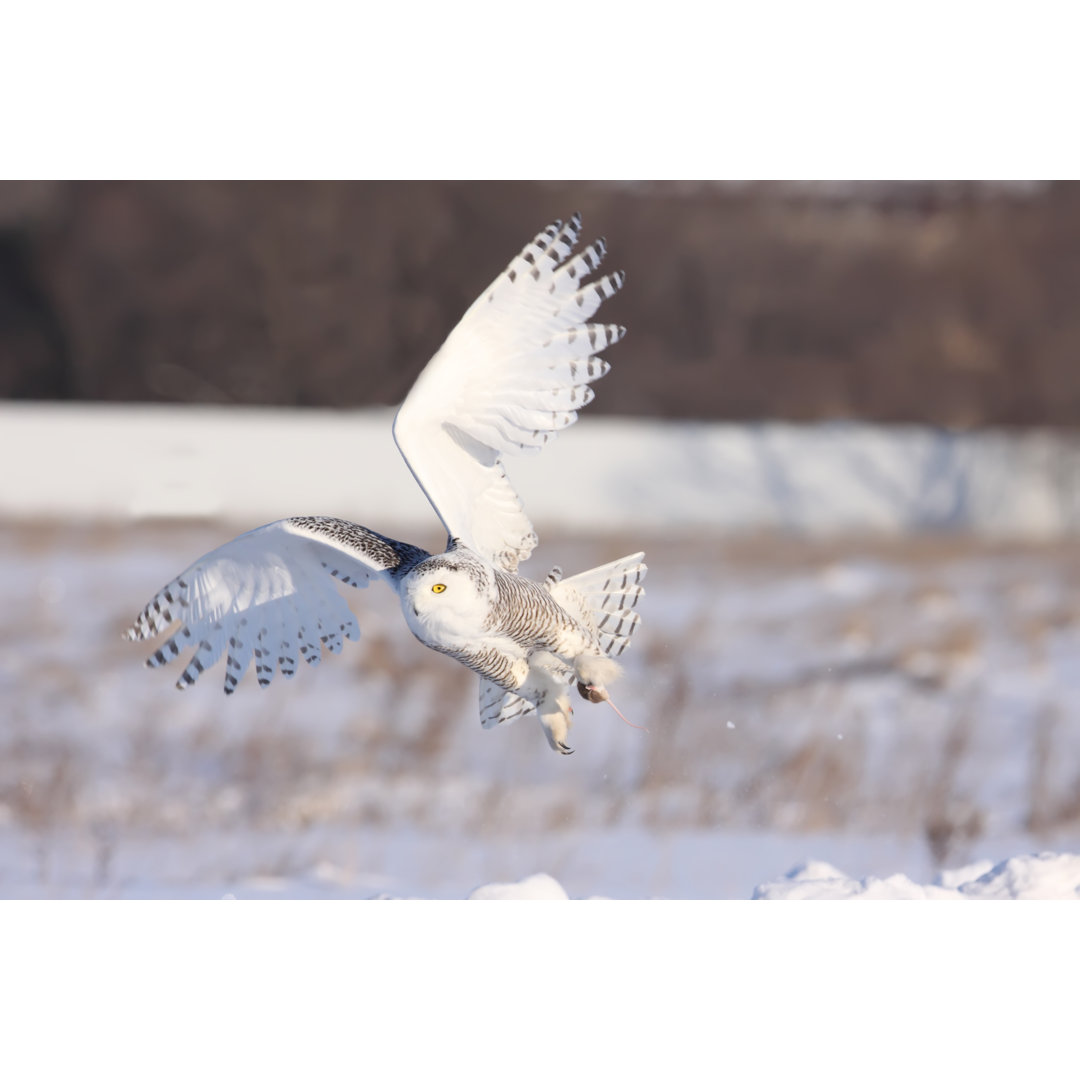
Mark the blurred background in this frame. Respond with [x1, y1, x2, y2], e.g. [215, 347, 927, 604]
[6, 180, 1080, 424]
[3, 179, 1080, 897]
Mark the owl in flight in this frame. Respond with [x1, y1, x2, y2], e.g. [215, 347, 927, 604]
[126, 213, 646, 754]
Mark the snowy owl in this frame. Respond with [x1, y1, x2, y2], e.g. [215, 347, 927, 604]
[126, 213, 646, 754]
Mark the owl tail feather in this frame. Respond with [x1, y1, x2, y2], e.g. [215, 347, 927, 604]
[546, 552, 647, 657]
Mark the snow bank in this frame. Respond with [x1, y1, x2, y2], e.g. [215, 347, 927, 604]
[751, 852, 1080, 900]
[468, 873, 570, 900]
[448, 853, 1080, 899]
[7, 402, 1080, 537]
[373, 853, 1080, 898]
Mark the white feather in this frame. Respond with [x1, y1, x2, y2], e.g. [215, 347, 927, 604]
[392, 213, 626, 572]
[126, 519, 405, 692]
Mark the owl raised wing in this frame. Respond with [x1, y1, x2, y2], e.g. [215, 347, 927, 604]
[392, 212, 625, 572]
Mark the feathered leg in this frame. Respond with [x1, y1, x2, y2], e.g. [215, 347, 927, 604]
[516, 663, 576, 755]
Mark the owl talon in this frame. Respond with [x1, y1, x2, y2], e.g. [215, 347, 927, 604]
[556, 741, 574, 755]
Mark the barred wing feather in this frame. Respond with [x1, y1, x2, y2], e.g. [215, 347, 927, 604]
[478, 679, 535, 730]
[478, 649, 572, 730]
[124, 517, 428, 693]
[392, 213, 626, 572]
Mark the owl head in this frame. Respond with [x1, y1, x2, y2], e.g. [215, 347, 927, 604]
[403, 551, 493, 633]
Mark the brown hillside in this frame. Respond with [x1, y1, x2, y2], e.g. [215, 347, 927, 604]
[2, 180, 1078, 427]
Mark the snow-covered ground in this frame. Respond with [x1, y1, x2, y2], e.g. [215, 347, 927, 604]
[3, 404, 1080, 898]
[470, 853, 1080, 898]
[7, 401, 1080, 538]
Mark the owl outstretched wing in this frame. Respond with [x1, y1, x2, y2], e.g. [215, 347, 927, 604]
[125, 517, 428, 693]
[392, 213, 625, 572]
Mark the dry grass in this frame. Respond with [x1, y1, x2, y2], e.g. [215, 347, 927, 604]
[4, 519, 1080, 888]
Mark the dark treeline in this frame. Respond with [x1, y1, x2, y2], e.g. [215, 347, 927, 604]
[2, 180, 1079, 427]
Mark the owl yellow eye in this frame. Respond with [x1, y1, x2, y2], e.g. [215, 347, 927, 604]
[431, 583, 446, 593]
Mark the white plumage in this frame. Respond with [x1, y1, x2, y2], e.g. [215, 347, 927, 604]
[126, 214, 646, 754]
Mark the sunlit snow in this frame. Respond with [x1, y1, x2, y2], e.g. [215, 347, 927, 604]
[3, 404, 1080, 898]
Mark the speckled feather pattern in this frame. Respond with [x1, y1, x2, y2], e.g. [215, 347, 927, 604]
[126, 215, 646, 752]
